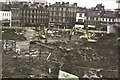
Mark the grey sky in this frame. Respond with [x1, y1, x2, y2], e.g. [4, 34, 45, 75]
[48, 0, 118, 9]
[0, 0, 118, 9]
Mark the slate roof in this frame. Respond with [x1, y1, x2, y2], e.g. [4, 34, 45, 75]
[102, 12, 116, 18]
[50, 2, 77, 7]
[86, 10, 116, 18]
[87, 11, 101, 17]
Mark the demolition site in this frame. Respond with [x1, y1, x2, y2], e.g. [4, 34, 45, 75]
[2, 27, 118, 79]
[1, 1, 120, 79]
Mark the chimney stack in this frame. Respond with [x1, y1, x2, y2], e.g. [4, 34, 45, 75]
[73, 3, 77, 7]
[66, 2, 69, 6]
[62, 2, 65, 5]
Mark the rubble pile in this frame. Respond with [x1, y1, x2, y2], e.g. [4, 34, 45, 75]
[2, 29, 26, 41]
[2, 29, 118, 78]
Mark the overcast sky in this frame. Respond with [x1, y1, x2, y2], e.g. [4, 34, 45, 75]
[48, 0, 118, 9]
[0, 0, 118, 9]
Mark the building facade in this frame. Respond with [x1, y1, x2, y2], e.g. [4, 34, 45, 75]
[49, 2, 77, 29]
[116, 0, 120, 36]
[75, 8, 86, 28]
[0, 11, 12, 27]
[21, 3, 49, 29]
[1, 2, 21, 27]
[75, 4, 117, 31]
[100, 11, 116, 31]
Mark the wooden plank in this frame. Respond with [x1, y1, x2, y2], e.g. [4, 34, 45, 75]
[36, 42, 54, 50]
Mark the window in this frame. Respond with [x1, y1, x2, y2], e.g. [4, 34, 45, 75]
[79, 14, 82, 17]
[32, 19, 34, 23]
[86, 17, 88, 19]
[52, 18, 53, 22]
[78, 19, 83, 22]
[112, 19, 114, 22]
[90, 17, 92, 20]
[103, 18, 104, 21]
[109, 19, 111, 22]
[52, 7, 54, 11]
[63, 8, 66, 11]
[96, 17, 98, 20]
[62, 8, 63, 11]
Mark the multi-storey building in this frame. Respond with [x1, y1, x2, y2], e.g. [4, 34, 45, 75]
[21, 3, 49, 29]
[85, 10, 101, 30]
[1, 2, 21, 27]
[10, 3, 21, 27]
[100, 11, 116, 31]
[85, 4, 105, 30]
[0, 11, 12, 27]
[49, 2, 77, 29]
[75, 8, 86, 28]
[2, 2, 49, 28]
[76, 4, 117, 32]
[116, 0, 120, 36]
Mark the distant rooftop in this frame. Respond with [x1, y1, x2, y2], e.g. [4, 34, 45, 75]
[87, 11, 101, 17]
[5, 0, 47, 3]
[49, 2, 77, 7]
[116, 0, 120, 3]
[103, 12, 116, 18]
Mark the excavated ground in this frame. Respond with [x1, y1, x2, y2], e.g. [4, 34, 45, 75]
[2, 29, 118, 78]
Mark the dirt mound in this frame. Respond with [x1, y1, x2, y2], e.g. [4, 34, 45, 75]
[2, 29, 26, 41]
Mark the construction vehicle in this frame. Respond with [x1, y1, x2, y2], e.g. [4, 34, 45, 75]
[80, 32, 97, 42]
[71, 27, 97, 42]
[28, 29, 47, 42]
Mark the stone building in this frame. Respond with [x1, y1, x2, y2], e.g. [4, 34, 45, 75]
[48, 2, 77, 29]
[75, 8, 86, 28]
[1, 2, 21, 27]
[84, 4, 105, 30]
[100, 11, 116, 31]
[75, 3, 117, 32]
[85, 4, 116, 31]
[21, 2, 49, 29]
[116, 0, 120, 36]
[0, 11, 12, 27]
[85, 10, 101, 30]
[1, 2, 49, 28]
[10, 3, 21, 27]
